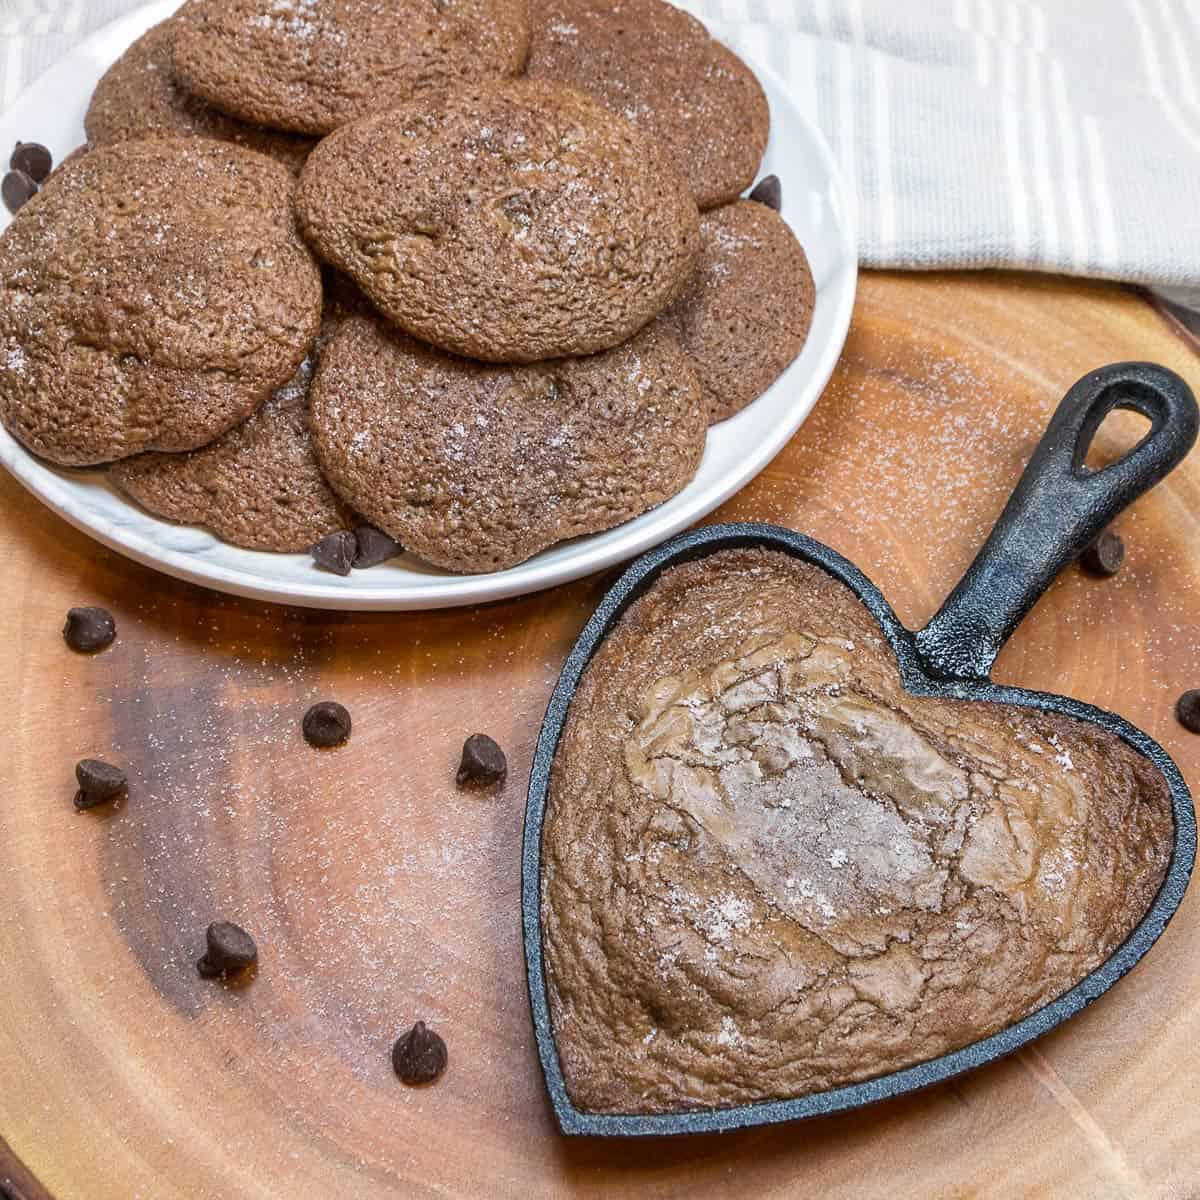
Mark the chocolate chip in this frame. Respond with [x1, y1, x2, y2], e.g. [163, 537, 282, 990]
[2, 170, 37, 214]
[353, 524, 403, 569]
[303, 700, 351, 747]
[74, 759, 127, 810]
[311, 529, 356, 575]
[1079, 528, 1124, 577]
[11, 142, 51, 183]
[748, 174, 782, 211]
[196, 921, 258, 979]
[1176, 690, 1200, 734]
[456, 733, 506, 787]
[63, 606, 117, 653]
[391, 1021, 447, 1085]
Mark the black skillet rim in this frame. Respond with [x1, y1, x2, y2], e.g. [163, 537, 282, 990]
[520, 521, 1196, 1137]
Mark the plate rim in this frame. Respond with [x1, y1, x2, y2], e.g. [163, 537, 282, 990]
[0, 2, 858, 610]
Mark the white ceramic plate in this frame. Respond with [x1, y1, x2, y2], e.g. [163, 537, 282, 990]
[0, 1, 856, 609]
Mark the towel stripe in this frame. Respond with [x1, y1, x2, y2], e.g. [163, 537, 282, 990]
[61, 1, 84, 36]
[1082, 117, 1121, 270]
[836, 40, 859, 224]
[999, 35, 1032, 260]
[1049, 59, 1091, 272]
[1026, 50, 1059, 266]
[979, 0, 998, 40]
[2, 36, 23, 111]
[1003, 1, 1020, 46]
[1030, 5, 1047, 54]
[954, 0, 992, 88]
[871, 52, 895, 257]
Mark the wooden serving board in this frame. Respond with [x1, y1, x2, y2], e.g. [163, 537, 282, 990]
[2, 272, 1198, 1200]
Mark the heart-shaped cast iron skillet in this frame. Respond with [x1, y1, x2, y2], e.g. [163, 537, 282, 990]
[522, 362, 1199, 1136]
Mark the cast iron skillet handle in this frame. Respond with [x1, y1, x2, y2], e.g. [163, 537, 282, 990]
[914, 361, 1198, 683]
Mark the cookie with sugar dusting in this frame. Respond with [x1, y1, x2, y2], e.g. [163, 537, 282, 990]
[172, 0, 532, 137]
[86, 11, 314, 172]
[297, 78, 699, 362]
[0, 138, 321, 466]
[309, 310, 707, 574]
[526, 0, 769, 209]
[659, 200, 814, 423]
[109, 287, 360, 552]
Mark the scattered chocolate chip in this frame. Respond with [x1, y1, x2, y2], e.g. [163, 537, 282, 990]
[303, 700, 352, 748]
[74, 759, 127, 810]
[456, 733, 507, 787]
[1079, 528, 1124, 577]
[196, 921, 258, 979]
[2, 169, 37, 214]
[748, 174, 782, 211]
[63, 605, 117, 653]
[311, 529, 357, 576]
[11, 141, 52, 183]
[391, 1021, 447, 1085]
[1176, 690, 1200, 734]
[353, 524, 403, 569]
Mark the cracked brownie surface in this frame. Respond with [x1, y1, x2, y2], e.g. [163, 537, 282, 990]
[541, 548, 1172, 1114]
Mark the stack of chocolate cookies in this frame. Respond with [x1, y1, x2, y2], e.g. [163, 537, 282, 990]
[0, 0, 816, 574]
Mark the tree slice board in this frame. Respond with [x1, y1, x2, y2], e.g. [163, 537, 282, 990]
[1, 272, 1198, 1200]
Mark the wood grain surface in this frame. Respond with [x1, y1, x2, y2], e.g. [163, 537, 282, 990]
[2, 272, 1198, 1200]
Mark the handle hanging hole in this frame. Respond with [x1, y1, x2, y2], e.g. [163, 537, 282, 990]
[1069, 376, 1177, 478]
[1080, 408, 1153, 473]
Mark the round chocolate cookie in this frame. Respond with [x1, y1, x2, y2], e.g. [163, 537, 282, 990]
[0, 139, 322, 466]
[109, 300, 353, 552]
[85, 13, 314, 172]
[309, 311, 707, 573]
[658, 200, 814, 423]
[172, 0, 532, 137]
[526, 0, 769, 210]
[297, 79, 699, 362]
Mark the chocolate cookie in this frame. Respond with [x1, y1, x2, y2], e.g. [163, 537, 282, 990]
[85, 13, 313, 172]
[542, 548, 1172, 1114]
[44, 145, 90, 181]
[309, 311, 706, 573]
[526, 0, 769, 209]
[659, 200, 814, 422]
[0, 139, 321, 466]
[110, 303, 351, 552]
[172, 0, 532, 137]
[297, 79, 699, 362]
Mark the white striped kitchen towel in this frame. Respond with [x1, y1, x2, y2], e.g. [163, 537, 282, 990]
[2, 0, 1199, 293]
